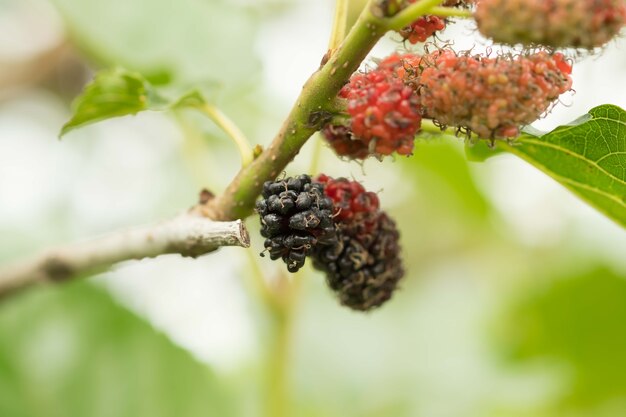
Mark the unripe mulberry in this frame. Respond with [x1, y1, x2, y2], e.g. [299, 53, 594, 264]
[315, 174, 380, 224]
[321, 124, 370, 160]
[322, 65, 422, 159]
[256, 175, 336, 273]
[311, 176, 404, 311]
[404, 50, 573, 138]
[312, 212, 404, 311]
[397, 1, 474, 44]
[399, 15, 446, 44]
[475, 0, 626, 49]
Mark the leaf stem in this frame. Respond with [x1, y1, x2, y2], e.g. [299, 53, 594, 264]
[328, 0, 350, 50]
[429, 6, 473, 18]
[385, 0, 445, 30]
[197, 104, 254, 167]
[420, 119, 451, 135]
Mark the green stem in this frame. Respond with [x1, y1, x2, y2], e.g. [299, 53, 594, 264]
[419, 119, 482, 141]
[429, 6, 473, 18]
[328, 0, 350, 50]
[197, 104, 254, 167]
[266, 298, 291, 417]
[420, 119, 450, 135]
[385, 0, 445, 30]
[264, 271, 302, 417]
[308, 135, 324, 175]
[244, 247, 276, 309]
[205, 3, 387, 220]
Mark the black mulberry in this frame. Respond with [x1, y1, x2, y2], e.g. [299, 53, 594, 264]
[256, 175, 336, 273]
[312, 212, 404, 311]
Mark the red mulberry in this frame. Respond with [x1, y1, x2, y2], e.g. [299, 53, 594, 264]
[399, 15, 447, 44]
[475, 0, 626, 49]
[405, 50, 573, 138]
[397, 1, 474, 44]
[316, 174, 380, 225]
[322, 63, 422, 159]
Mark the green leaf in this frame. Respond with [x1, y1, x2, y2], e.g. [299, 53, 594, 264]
[496, 105, 626, 227]
[0, 282, 236, 417]
[60, 68, 169, 136]
[60, 68, 209, 137]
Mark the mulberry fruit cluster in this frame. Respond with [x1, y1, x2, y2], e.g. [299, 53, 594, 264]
[256, 175, 404, 311]
[257, 175, 336, 273]
[403, 50, 573, 138]
[322, 61, 422, 159]
[312, 176, 404, 311]
[475, 0, 626, 49]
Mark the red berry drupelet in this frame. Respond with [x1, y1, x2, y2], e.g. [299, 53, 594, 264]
[312, 176, 404, 311]
[399, 15, 446, 44]
[397, 0, 475, 44]
[404, 50, 573, 138]
[322, 64, 422, 159]
[475, 0, 626, 49]
[321, 125, 370, 160]
[256, 175, 336, 273]
[316, 174, 380, 226]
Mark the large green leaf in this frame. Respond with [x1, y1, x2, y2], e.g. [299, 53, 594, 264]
[0, 282, 235, 417]
[468, 105, 626, 227]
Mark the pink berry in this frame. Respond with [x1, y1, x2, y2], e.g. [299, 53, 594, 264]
[404, 50, 573, 138]
[475, 0, 626, 49]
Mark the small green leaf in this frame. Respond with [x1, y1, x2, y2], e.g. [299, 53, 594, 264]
[500, 105, 626, 228]
[60, 68, 169, 137]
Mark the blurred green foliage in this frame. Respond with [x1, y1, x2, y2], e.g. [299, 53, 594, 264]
[51, 0, 261, 95]
[502, 267, 626, 410]
[1, 0, 626, 416]
[0, 282, 235, 417]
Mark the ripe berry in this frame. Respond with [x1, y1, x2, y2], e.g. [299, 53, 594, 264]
[403, 49, 573, 138]
[311, 176, 404, 311]
[322, 64, 422, 159]
[312, 211, 404, 311]
[256, 175, 336, 273]
[475, 0, 626, 49]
